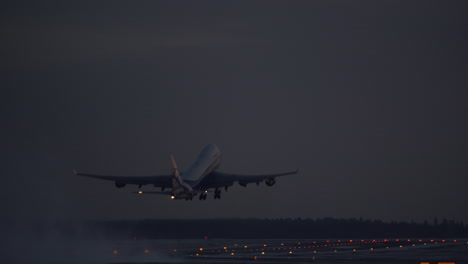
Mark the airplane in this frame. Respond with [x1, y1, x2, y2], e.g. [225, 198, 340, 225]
[74, 144, 298, 200]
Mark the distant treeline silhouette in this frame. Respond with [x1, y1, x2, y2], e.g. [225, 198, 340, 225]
[77, 218, 467, 239]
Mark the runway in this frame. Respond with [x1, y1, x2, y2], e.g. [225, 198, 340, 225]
[101, 238, 467, 264]
[7, 237, 467, 264]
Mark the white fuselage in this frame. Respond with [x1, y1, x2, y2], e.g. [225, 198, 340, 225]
[181, 144, 221, 187]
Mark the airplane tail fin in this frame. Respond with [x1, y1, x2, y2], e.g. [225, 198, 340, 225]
[171, 153, 181, 189]
[170, 153, 180, 179]
[170, 154, 192, 193]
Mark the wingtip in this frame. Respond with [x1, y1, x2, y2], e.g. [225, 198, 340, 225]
[72, 169, 78, 175]
[295, 169, 299, 174]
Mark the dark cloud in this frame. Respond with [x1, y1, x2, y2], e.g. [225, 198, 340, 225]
[1, 0, 468, 224]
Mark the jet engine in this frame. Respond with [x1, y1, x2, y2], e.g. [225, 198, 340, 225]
[265, 178, 276, 186]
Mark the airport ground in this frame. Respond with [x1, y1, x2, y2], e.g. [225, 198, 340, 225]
[74, 238, 468, 264]
[4, 232, 468, 264]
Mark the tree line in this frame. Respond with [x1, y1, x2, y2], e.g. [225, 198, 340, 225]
[76, 217, 468, 239]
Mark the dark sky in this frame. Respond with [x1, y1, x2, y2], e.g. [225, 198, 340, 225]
[2, 1, 468, 223]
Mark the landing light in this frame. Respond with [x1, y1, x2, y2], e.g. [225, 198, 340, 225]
[171, 196, 175, 200]
[138, 191, 143, 194]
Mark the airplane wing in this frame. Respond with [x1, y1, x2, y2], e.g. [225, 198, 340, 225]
[73, 170, 172, 188]
[203, 169, 298, 189]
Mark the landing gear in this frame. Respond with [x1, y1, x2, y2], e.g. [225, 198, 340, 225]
[214, 188, 221, 199]
[199, 192, 207, 200]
